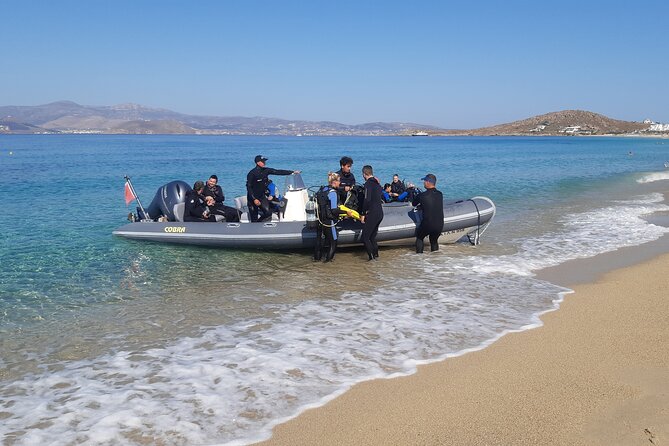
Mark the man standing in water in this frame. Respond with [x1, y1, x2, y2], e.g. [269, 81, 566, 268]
[412, 173, 444, 253]
[246, 155, 299, 222]
[360, 165, 384, 261]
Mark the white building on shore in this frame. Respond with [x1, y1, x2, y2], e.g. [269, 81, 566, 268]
[649, 123, 669, 132]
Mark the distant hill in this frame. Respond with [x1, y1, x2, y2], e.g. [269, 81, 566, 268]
[0, 102, 664, 136]
[0, 101, 440, 136]
[443, 110, 650, 136]
[0, 119, 49, 134]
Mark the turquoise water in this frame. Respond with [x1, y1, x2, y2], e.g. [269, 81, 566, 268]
[1, 135, 669, 445]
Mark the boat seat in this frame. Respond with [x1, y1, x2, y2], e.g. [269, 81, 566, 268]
[173, 203, 185, 222]
[234, 196, 249, 213]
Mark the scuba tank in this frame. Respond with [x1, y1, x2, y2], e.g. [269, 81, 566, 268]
[305, 197, 317, 228]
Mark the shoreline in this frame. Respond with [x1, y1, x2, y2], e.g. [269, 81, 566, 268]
[257, 239, 669, 445]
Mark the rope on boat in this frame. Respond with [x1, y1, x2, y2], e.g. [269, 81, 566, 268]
[467, 198, 482, 245]
[466, 197, 496, 245]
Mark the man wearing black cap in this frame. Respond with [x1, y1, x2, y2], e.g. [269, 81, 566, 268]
[412, 173, 444, 253]
[246, 155, 300, 222]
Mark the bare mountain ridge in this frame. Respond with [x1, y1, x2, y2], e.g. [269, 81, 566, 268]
[0, 102, 661, 136]
[0, 101, 438, 135]
[445, 110, 649, 136]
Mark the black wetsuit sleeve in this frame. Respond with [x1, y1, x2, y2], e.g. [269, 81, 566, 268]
[266, 168, 294, 176]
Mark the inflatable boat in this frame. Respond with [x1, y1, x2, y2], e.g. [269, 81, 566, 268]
[113, 174, 496, 250]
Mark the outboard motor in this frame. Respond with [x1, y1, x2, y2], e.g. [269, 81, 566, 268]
[138, 180, 191, 221]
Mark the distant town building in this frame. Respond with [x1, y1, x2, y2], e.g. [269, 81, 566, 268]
[649, 123, 669, 132]
[643, 118, 655, 124]
[560, 125, 581, 134]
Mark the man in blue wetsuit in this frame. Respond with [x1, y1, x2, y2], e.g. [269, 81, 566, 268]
[412, 173, 444, 253]
[246, 155, 299, 222]
[360, 165, 384, 261]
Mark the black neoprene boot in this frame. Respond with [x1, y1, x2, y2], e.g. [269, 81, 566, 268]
[416, 238, 424, 254]
[324, 240, 337, 262]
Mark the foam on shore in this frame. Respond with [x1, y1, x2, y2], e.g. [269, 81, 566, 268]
[2, 190, 668, 445]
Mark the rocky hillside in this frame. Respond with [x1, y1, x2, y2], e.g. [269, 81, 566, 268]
[445, 110, 649, 136]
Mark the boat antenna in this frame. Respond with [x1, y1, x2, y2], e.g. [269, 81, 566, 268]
[124, 175, 150, 220]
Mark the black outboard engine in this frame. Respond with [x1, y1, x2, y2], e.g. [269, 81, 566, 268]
[138, 180, 191, 221]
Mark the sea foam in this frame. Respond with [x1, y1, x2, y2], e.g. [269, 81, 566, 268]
[2, 194, 668, 445]
[637, 171, 669, 183]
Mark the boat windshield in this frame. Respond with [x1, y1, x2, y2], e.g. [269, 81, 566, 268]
[285, 173, 306, 191]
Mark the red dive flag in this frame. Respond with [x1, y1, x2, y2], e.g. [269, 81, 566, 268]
[124, 181, 137, 205]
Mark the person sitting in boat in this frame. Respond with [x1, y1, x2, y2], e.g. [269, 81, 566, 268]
[412, 173, 444, 253]
[265, 179, 287, 216]
[382, 183, 393, 203]
[246, 155, 300, 222]
[184, 180, 216, 222]
[405, 182, 420, 202]
[314, 172, 352, 262]
[202, 174, 240, 222]
[389, 174, 409, 201]
[335, 156, 356, 204]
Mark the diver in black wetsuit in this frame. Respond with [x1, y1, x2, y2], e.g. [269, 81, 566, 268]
[246, 155, 300, 222]
[314, 172, 352, 262]
[335, 156, 356, 204]
[360, 165, 384, 261]
[412, 173, 444, 253]
[203, 174, 240, 222]
[184, 181, 216, 222]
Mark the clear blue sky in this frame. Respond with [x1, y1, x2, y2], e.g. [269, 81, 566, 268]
[2, 0, 667, 128]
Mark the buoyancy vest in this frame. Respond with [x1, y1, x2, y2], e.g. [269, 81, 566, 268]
[315, 186, 339, 222]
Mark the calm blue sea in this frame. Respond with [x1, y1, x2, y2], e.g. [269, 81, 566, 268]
[1, 135, 669, 445]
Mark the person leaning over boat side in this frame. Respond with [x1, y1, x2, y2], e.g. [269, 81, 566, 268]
[412, 173, 444, 253]
[184, 180, 216, 222]
[335, 156, 356, 204]
[360, 164, 384, 261]
[203, 174, 240, 222]
[246, 155, 300, 222]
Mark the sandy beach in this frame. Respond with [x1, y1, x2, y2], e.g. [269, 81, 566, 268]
[259, 251, 669, 445]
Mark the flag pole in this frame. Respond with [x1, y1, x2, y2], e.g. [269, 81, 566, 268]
[125, 175, 150, 220]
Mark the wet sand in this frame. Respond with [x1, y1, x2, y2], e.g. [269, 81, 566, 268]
[258, 249, 669, 445]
